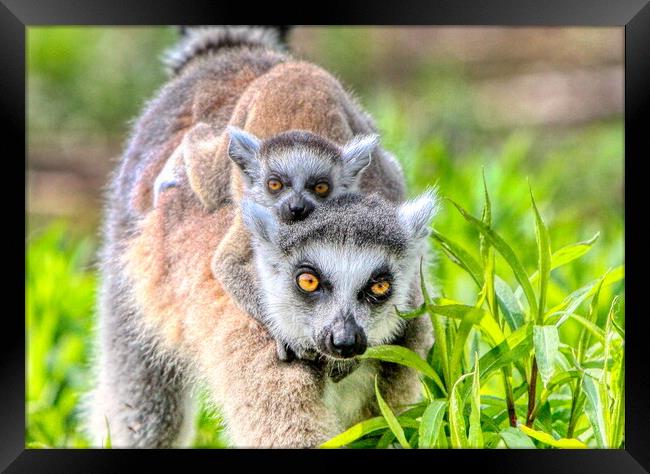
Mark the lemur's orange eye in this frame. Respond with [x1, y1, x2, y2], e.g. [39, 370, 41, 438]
[297, 273, 320, 292]
[370, 281, 391, 296]
[268, 179, 283, 192]
[314, 182, 330, 196]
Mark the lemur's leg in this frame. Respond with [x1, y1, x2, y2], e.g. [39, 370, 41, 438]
[194, 300, 340, 447]
[85, 270, 193, 448]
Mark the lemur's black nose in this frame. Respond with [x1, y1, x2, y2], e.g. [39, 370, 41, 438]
[283, 200, 314, 222]
[289, 203, 306, 218]
[326, 320, 368, 358]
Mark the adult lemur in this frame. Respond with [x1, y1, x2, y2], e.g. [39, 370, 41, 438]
[86, 26, 434, 447]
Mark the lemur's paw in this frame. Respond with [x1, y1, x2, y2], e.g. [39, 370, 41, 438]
[275, 340, 295, 362]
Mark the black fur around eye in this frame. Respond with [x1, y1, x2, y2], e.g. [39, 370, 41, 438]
[293, 265, 325, 296]
[360, 273, 393, 305]
[313, 181, 331, 197]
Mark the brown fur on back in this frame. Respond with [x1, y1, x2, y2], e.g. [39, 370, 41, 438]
[96, 41, 429, 447]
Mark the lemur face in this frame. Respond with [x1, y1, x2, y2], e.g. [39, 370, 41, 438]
[242, 192, 438, 359]
[227, 127, 378, 223]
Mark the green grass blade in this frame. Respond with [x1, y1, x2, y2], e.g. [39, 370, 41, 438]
[525, 232, 601, 290]
[518, 424, 587, 449]
[429, 299, 504, 346]
[469, 353, 484, 448]
[448, 198, 538, 318]
[361, 345, 447, 396]
[449, 307, 484, 383]
[495, 276, 526, 331]
[550, 232, 600, 270]
[532, 325, 560, 388]
[546, 265, 624, 323]
[418, 400, 447, 448]
[499, 427, 536, 448]
[529, 186, 551, 324]
[395, 303, 427, 320]
[477, 323, 533, 385]
[449, 373, 472, 448]
[375, 375, 410, 449]
[430, 230, 484, 288]
[321, 417, 389, 448]
[582, 374, 609, 448]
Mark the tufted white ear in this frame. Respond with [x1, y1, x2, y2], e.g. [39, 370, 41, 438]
[398, 188, 439, 240]
[227, 126, 262, 183]
[241, 198, 279, 244]
[341, 134, 378, 180]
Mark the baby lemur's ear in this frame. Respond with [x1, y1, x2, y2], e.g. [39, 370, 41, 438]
[241, 198, 279, 244]
[341, 134, 378, 180]
[398, 187, 439, 240]
[227, 126, 262, 184]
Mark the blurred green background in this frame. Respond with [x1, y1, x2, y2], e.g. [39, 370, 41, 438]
[26, 26, 624, 447]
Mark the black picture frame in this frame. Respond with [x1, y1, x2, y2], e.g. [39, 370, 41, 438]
[7, 1, 648, 472]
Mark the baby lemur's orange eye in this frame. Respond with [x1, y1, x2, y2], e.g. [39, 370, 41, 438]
[370, 281, 391, 296]
[297, 273, 320, 292]
[267, 179, 283, 192]
[314, 182, 330, 196]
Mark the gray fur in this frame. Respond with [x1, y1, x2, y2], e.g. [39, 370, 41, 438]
[227, 127, 376, 223]
[163, 26, 287, 76]
[242, 191, 438, 360]
[83, 241, 193, 447]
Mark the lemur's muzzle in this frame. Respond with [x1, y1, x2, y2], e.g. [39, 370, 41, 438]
[280, 196, 314, 222]
[323, 315, 368, 359]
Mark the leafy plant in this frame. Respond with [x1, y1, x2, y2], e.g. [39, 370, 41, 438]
[323, 176, 624, 449]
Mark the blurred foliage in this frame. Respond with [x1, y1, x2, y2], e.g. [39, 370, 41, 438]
[26, 27, 623, 448]
[28, 27, 176, 140]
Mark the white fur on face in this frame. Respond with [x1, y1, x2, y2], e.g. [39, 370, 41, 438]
[254, 240, 422, 354]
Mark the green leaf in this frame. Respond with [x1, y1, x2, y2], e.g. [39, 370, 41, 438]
[468, 353, 484, 448]
[430, 230, 484, 287]
[529, 186, 551, 324]
[546, 312, 606, 344]
[582, 374, 609, 448]
[518, 424, 587, 449]
[477, 323, 533, 385]
[395, 303, 426, 320]
[321, 416, 420, 448]
[428, 301, 504, 346]
[449, 373, 472, 448]
[448, 198, 539, 318]
[550, 232, 600, 270]
[499, 427, 536, 448]
[375, 375, 410, 448]
[495, 276, 526, 331]
[533, 325, 560, 388]
[449, 307, 484, 383]
[546, 265, 624, 323]
[321, 417, 388, 448]
[418, 400, 447, 448]
[361, 345, 447, 396]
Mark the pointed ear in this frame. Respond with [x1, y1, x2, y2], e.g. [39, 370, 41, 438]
[241, 198, 278, 244]
[398, 188, 439, 240]
[227, 126, 261, 183]
[341, 134, 378, 180]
